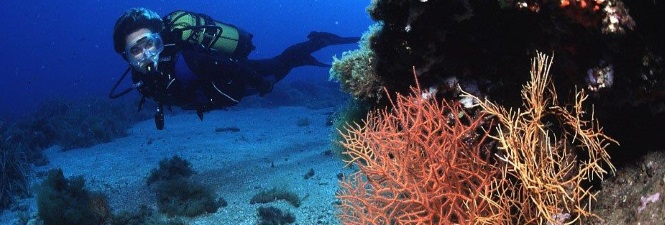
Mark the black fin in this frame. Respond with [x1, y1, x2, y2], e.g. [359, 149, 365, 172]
[303, 55, 330, 67]
[265, 32, 360, 82]
[307, 31, 360, 45]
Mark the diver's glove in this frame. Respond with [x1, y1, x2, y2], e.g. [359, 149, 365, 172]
[155, 106, 165, 130]
[145, 64, 172, 130]
[132, 64, 163, 100]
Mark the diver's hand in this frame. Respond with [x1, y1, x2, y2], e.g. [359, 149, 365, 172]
[155, 106, 165, 130]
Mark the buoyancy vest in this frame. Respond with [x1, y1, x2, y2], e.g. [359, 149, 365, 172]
[163, 10, 255, 59]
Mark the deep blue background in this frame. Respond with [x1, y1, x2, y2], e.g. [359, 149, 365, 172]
[0, 1, 373, 120]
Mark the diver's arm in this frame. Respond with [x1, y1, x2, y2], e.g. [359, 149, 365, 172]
[130, 66, 173, 130]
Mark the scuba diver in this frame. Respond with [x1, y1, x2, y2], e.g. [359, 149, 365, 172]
[109, 8, 359, 130]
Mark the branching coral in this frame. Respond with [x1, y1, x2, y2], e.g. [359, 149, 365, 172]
[471, 52, 617, 224]
[330, 23, 384, 102]
[336, 52, 616, 224]
[336, 69, 506, 224]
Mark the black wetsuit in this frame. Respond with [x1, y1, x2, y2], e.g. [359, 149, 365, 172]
[131, 29, 359, 114]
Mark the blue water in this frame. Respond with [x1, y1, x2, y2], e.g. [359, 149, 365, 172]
[0, 0, 373, 120]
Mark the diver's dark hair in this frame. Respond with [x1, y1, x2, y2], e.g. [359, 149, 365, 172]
[112, 8, 164, 55]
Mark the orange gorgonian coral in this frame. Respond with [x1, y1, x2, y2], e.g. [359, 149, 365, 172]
[336, 52, 616, 225]
[336, 69, 507, 225]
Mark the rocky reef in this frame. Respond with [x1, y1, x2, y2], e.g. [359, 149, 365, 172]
[331, 0, 665, 163]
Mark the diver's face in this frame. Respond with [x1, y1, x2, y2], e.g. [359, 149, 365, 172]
[124, 28, 164, 73]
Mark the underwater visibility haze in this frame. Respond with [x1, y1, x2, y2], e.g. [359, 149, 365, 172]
[3, 0, 665, 224]
[0, 0, 371, 119]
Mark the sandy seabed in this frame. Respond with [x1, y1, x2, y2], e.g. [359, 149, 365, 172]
[8, 105, 664, 225]
[4, 106, 347, 225]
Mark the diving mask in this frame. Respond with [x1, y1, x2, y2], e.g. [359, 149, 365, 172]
[125, 32, 164, 69]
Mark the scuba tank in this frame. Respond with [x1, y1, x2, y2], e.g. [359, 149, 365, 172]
[110, 10, 256, 130]
[164, 10, 255, 59]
